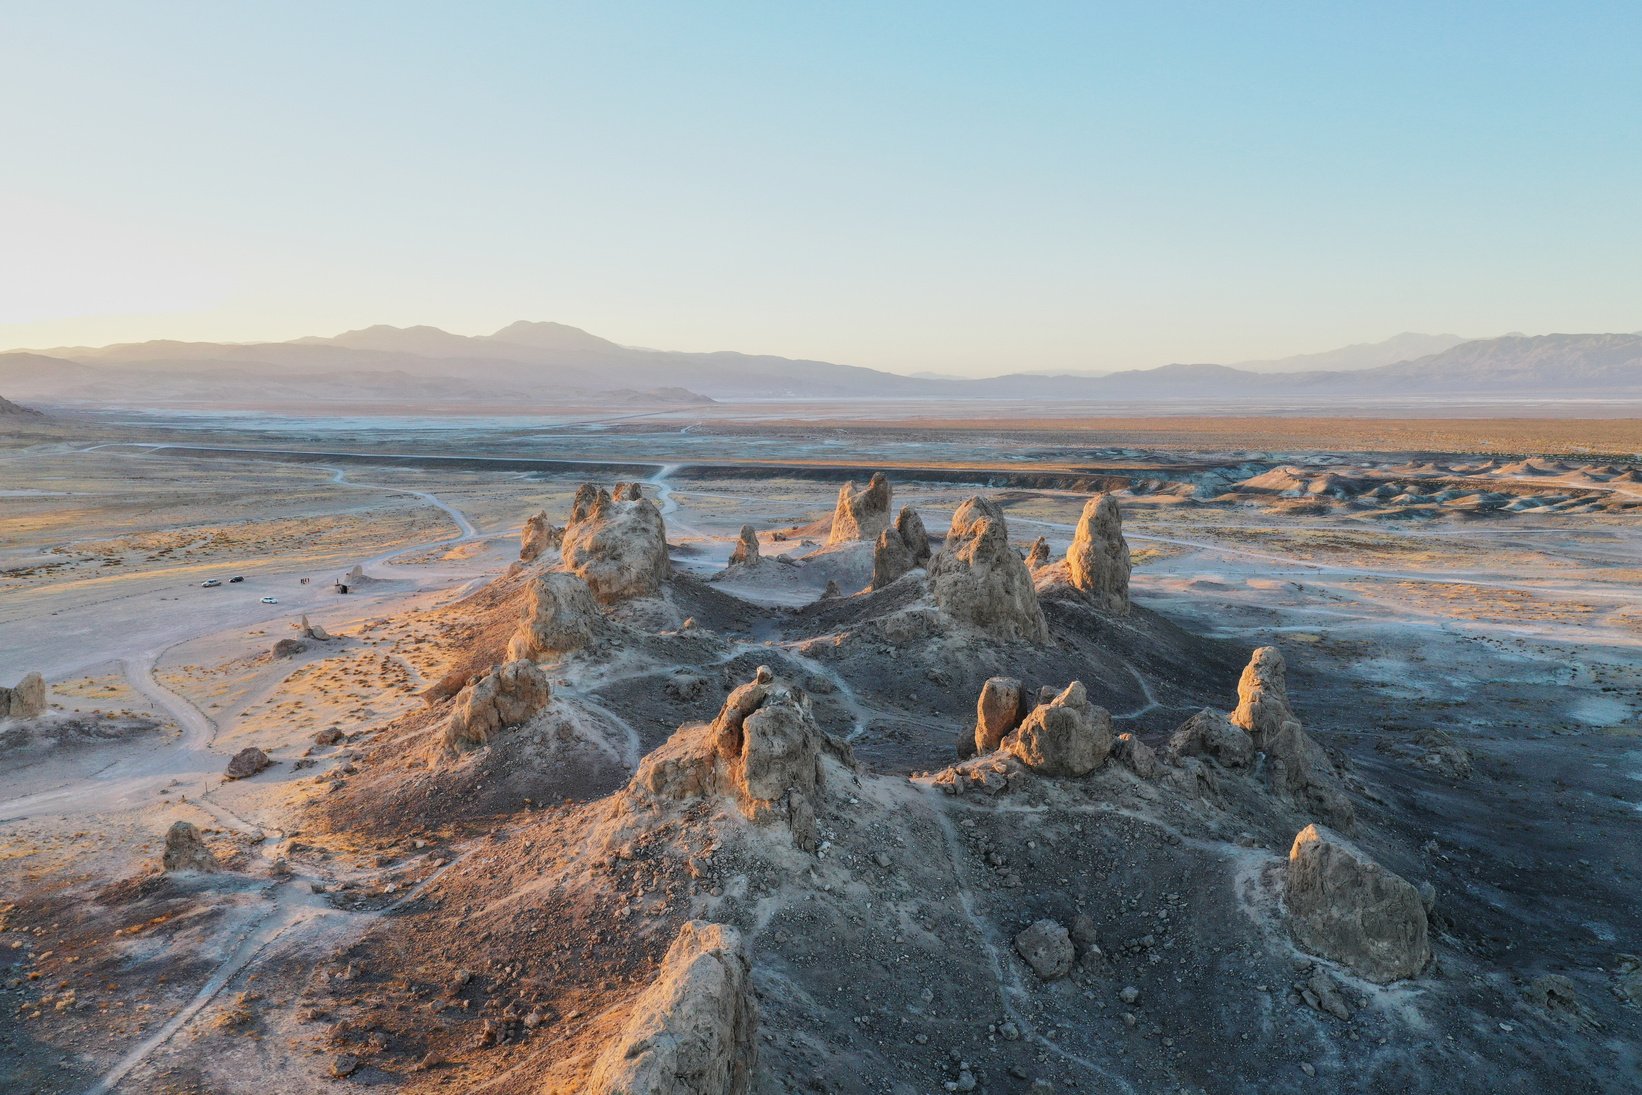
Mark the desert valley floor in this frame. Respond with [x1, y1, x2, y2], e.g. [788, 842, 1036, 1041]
[1, 408, 1638, 1094]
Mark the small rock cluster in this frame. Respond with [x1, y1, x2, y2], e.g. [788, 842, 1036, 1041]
[871, 505, 933, 590]
[928, 498, 1049, 643]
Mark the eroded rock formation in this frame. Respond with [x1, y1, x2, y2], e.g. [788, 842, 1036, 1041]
[1, 672, 47, 718]
[1001, 681, 1112, 776]
[729, 525, 761, 566]
[441, 660, 552, 752]
[561, 482, 670, 602]
[870, 505, 932, 590]
[1025, 536, 1050, 570]
[1287, 824, 1430, 983]
[586, 920, 756, 1095]
[161, 820, 216, 872]
[1066, 493, 1131, 614]
[520, 510, 560, 562]
[1166, 708, 1254, 768]
[826, 472, 892, 545]
[634, 668, 849, 852]
[507, 572, 600, 662]
[298, 615, 335, 642]
[972, 676, 1028, 755]
[928, 498, 1049, 643]
[1230, 647, 1354, 828]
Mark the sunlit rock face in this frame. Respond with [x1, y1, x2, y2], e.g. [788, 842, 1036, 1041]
[0, 672, 46, 719]
[1066, 493, 1131, 614]
[928, 497, 1049, 643]
[441, 659, 553, 752]
[827, 472, 892, 545]
[507, 572, 600, 662]
[561, 482, 669, 602]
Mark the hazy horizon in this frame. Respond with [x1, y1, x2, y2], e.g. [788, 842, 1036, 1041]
[5, 4, 1641, 377]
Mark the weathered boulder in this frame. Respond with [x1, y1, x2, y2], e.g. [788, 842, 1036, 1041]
[826, 473, 893, 545]
[0, 672, 46, 719]
[299, 615, 335, 642]
[928, 498, 1049, 643]
[1066, 493, 1131, 614]
[1230, 648, 1354, 827]
[728, 525, 761, 566]
[635, 669, 845, 852]
[519, 510, 560, 562]
[1165, 708, 1254, 768]
[441, 660, 552, 751]
[561, 483, 670, 602]
[972, 676, 1028, 754]
[1014, 919, 1075, 980]
[507, 572, 600, 661]
[272, 638, 307, 658]
[586, 920, 756, 1095]
[1111, 732, 1160, 778]
[224, 747, 271, 780]
[1286, 824, 1430, 982]
[1002, 681, 1112, 776]
[161, 820, 216, 872]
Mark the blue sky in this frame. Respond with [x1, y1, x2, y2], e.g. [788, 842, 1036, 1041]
[3, 2, 1639, 374]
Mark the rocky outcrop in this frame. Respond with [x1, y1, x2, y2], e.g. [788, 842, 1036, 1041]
[297, 615, 335, 642]
[586, 920, 756, 1095]
[441, 660, 552, 752]
[972, 676, 1028, 755]
[728, 525, 761, 566]
[869, 506, 932, 590]
[928, 498, 1049, 643]
[507, 572, 600, 661]
[520, 510, 560, 562]
[1066, 493, 1131, 614]
[224, 747, 271, 780]
[826, 473, 892, 545]
[161, 820, 217, 872]
[561, 483, 670, 602]
[0, 672, 46, 719]
[1111, 732, 1160, 778]
[1001, 681, 1112, 776]
[1286, 824, 1430, 983]
[272, 638, 307, 658]
[1230, 648, 1354, 828]
[1025, 536, 1050, 570]
[1165, 708, 1254, 768]
[634, 668, 847, 852]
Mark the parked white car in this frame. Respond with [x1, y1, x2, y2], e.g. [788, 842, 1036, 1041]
[260, 596, 279, 604]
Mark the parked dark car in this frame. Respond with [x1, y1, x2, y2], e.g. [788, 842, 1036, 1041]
[229, 576, 245, 583]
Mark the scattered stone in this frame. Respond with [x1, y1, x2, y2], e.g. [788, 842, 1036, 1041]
[928, 497, 1049, 643]
[1120, 985, 1141, 1004]
[225, 747, 272, 780]
[330, 1054, 359, 1078]
[441, 660, 552, 752]
[819, 580, 842, 600]
[507, 572, 600, 661]
[827, 472, 892, 545]
[1302, 968, 1352, 1020]
[0, 672, 46, 719]
[272, 638, 307, 658]
[1014, 919, 1074, 980]
[1286, 823, 1429, 982]
[161, 821, 216, 872]
[1066, 493, 1131, 614]
[313, 727, 345, 746]
[586, 921, 756, 1095]
[1002, 681, 1112, 776]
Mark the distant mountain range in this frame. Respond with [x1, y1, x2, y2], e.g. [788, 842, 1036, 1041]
[2, 324, 1640, 407]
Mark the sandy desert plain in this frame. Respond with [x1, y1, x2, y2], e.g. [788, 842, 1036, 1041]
[1, 404, 1639, 1094]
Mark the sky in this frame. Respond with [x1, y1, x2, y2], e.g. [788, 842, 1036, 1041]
[2, 2, 1639, 376]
